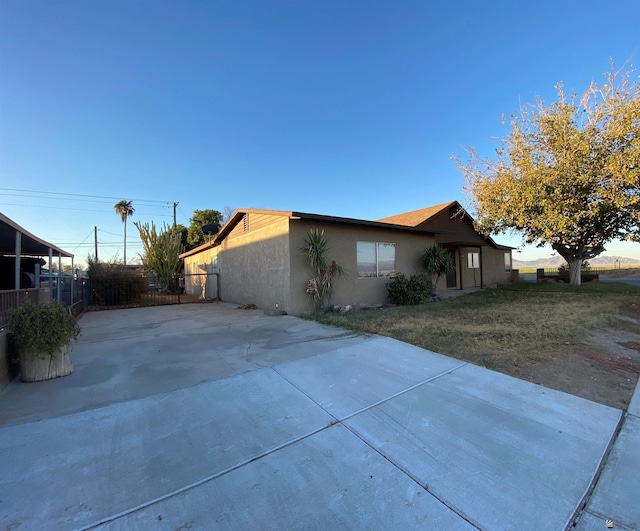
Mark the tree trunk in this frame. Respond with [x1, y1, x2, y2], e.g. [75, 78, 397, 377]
[432, 273, 441, 294]
[568, 258, 582, 286]
[20, 345, 73, 382]
[123, 220, 127, 265]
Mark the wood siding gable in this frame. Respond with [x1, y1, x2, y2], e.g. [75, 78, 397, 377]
[226, 213, 288, 240]
[419, 209, 488, 247]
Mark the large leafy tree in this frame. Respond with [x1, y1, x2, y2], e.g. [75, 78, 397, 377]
[134, 221, 184, 291]
[114, 200, 135, 265]
[456, 64, 640, 285]
[187, 209, 223, 250]
[166, 223, 188, 250]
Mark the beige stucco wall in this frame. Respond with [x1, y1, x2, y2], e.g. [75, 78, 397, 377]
[217, 216, 291, 311]
[183, 216, 291, 310]
[183, 247, 220, 299]
[481, 247, 513, 287]
[182, 214, 513, 315]
[289, 221, 436, 313]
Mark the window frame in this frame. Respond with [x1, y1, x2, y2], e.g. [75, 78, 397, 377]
[357, 241, 396, 278]
[504, 252, 512, 272]
[467, 252, 480, 269]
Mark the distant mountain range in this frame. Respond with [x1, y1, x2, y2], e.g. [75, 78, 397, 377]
[512, 255, 640, 268]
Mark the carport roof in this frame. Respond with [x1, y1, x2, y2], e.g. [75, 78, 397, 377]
[0, 212, 73, 258]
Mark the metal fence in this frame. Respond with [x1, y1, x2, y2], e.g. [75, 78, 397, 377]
[1, 273, 189, 327]
[539, 266, 609, 276]
[85, 274, 182, 311]
[536, 267, 600, 283]
[0, 289, 40, 329]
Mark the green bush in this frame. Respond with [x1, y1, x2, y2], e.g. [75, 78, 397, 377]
[8, 300, 81, 355]
[386, 273, 433, 305]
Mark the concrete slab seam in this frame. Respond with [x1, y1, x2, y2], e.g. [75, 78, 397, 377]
[76, 422, 336, 531]
[576, 508, 636, 531]
[338, 362, 468, 424]
[269, 362, 481, 529]
[566, 410, 625, 530]
[270, 361, 467, 426]
[338, 418, 483, 530]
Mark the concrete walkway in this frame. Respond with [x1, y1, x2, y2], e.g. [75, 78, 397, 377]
[0, 303, 631, 530]
[574, 383, 640, 530]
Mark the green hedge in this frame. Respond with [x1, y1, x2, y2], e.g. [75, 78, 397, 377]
[387, 273, 433, 305]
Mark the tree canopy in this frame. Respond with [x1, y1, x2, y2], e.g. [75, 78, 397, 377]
[166, 223, 188, 251]
[456, 64, 640, 285]
[187, 209, 223, 250]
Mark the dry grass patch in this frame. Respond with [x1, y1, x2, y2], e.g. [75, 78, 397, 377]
[307, 282, 640, 376]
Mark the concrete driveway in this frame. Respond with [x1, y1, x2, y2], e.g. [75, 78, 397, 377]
[0, 303, 630, 530]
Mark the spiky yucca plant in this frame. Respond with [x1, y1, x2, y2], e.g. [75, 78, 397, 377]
[423, 244, 454, 292]
[301, 229, 346, 309]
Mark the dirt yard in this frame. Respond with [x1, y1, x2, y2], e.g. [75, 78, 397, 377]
[309, 276, 640, 412]
[495, 271, 640, 410]
[520, 305, 640, 410]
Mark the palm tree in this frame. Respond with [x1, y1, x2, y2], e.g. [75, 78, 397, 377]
[114, 200, 135, 264]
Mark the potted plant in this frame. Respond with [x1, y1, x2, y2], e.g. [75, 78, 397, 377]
[8, 300, 81, 382]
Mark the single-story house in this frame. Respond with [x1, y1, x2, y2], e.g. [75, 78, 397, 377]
[180, 201, 514, 314]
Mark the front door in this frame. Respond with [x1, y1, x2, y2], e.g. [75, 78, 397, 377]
[446, 249, 457, 288]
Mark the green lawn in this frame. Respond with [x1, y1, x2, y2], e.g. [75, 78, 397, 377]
[305, 282, 640, 376]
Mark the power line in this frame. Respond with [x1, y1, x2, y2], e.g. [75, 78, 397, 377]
[177, 205, 191, 224]
[98, 229, 124, 237]
[0, 187, 171, 205]
[1, 191, 164, 207]
[69, 229, 95, 253]
[0, 202, 172, 216]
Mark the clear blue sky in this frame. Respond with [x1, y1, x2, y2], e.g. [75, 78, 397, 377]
[1, 0, 639, 265]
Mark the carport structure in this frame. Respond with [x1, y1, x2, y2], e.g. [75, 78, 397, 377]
[0, 213, 74, 328]
[0, 212, 73, 290]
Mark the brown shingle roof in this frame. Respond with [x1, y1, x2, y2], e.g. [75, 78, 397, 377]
[376, 201, 457, 227]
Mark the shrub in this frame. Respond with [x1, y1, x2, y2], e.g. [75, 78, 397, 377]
[8, 300, 81, 355]
[87, 257, 147, 305]
[387, 273, 433, 305]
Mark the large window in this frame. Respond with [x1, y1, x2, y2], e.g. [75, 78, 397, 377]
[357, 242, 396, 278]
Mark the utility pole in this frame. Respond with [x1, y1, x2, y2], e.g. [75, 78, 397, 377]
[173, 202, 179, 228]
[94, 226, 98, 260]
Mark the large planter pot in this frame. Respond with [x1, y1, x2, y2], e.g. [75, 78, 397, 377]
[20, 344, 74, 382]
